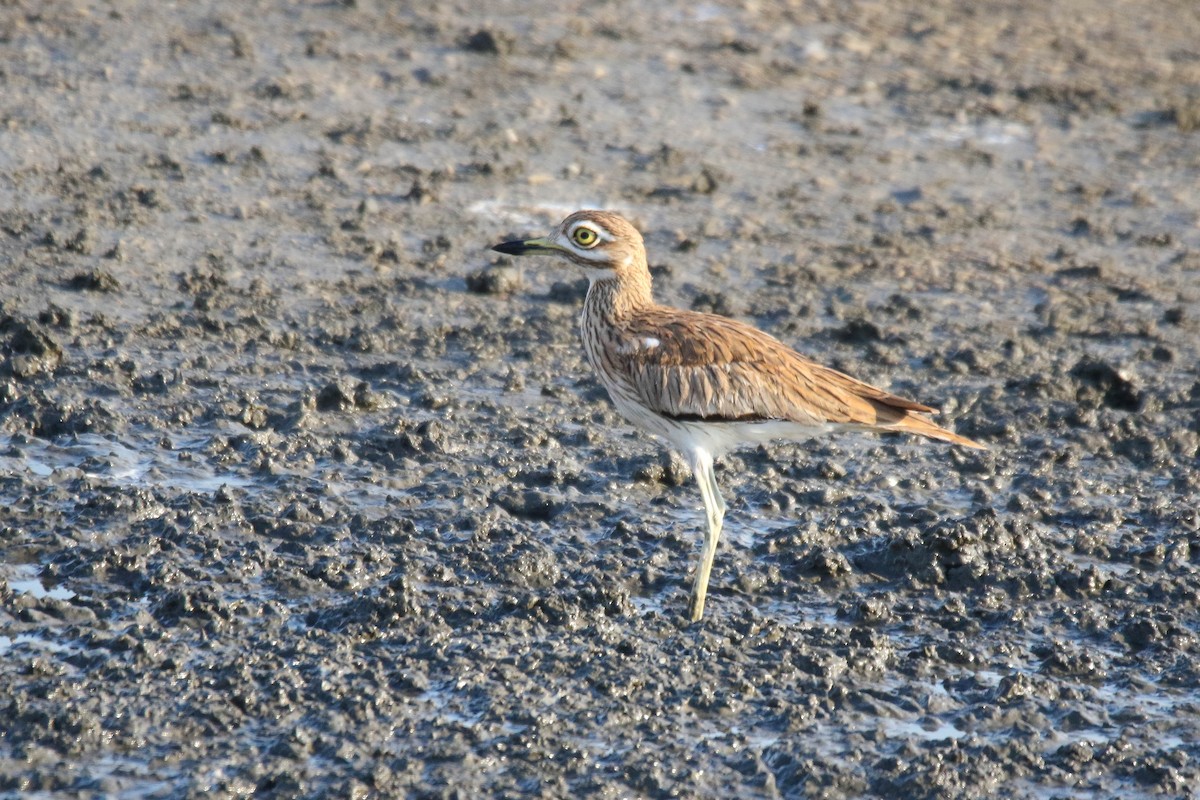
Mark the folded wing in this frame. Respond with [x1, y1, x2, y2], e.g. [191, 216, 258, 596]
[614, 309, 984, 449]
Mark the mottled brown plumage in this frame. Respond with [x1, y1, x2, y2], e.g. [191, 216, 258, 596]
[493, 210, 985, 622]
[608, 306, 937, 425]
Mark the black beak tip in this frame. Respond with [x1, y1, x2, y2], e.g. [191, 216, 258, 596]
[491, 240, 525, 256]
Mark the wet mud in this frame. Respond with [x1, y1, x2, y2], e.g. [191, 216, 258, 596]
[2, 1, 1199, 797]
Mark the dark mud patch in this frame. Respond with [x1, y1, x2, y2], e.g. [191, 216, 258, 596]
[1, 1, 1199, 798]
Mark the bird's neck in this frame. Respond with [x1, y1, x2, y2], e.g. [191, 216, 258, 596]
[584, 269, 653, 322]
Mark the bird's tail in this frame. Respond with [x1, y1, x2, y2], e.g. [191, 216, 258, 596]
[887, 412, 988, 450]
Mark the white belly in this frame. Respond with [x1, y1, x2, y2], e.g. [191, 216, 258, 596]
[603, 375, 831, 459]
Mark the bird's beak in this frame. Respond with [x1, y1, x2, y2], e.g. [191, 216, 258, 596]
[491, 236, 559, 256]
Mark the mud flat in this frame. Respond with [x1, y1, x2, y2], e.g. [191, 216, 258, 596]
[1, 1, 1198, 797]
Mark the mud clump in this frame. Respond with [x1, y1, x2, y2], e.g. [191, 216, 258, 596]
[2, 322, 64, 379]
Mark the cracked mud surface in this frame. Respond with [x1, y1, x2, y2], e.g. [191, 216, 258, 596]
[1, 1, 1198, 797]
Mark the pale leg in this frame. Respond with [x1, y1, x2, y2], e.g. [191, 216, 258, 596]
[687, 448, 726, 622]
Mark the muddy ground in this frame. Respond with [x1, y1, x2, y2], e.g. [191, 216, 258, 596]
[2, 1, 1199, 797]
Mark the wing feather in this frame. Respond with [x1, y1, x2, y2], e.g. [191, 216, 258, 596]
[612, 308, 935, 427]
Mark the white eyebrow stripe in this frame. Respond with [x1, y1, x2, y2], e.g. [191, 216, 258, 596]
[568, 222, 613, 242]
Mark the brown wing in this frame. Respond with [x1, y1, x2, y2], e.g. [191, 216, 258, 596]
[613, 307, 936, 428]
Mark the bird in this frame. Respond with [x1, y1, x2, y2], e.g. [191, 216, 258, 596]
[491, 210, 985, 622]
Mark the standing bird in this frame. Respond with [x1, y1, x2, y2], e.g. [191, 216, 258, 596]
[492, 210, 985, 622]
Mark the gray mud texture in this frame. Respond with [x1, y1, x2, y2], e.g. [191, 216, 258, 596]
[2, 1, 1199, 798]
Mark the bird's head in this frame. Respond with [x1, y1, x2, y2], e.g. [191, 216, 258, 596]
[491, 210, 648, 285]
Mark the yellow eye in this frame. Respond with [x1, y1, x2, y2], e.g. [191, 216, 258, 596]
[572, 227, 599, 247]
